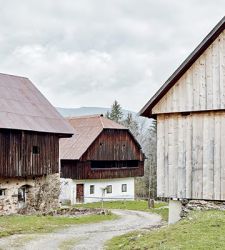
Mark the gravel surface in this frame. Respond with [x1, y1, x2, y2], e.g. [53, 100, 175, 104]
[0, 210, 162, 250]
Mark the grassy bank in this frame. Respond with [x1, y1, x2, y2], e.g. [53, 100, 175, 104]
[0, 213, 117, 238]
[75, 200, 168, 221]
[106, 210, 225, 250]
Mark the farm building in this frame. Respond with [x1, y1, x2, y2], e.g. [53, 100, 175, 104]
[0, 73, 74, 214]
[60, 115, 144, 204]
[140, 17, 225, 222]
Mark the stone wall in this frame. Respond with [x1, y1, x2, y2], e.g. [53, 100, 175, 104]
[0, 174, 60, 215]
[181, 200, 225, 218]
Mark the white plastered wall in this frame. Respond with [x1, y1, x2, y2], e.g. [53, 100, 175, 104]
[60, 177, 135, 204]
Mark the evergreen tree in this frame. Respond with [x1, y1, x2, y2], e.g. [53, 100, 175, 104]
[106, 100, 123, 123]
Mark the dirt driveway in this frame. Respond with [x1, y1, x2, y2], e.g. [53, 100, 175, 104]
[0, 210, 162, 250]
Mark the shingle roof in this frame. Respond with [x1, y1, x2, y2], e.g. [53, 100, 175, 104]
[139, 16, 225, 118]
[60, 115, 127, 160]
[0, 73, 74, 136]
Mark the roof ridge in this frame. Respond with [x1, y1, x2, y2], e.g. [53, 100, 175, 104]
[66, 114, 103, 119]
[99, 115, 105, 128]
[0, 72, 28, 79]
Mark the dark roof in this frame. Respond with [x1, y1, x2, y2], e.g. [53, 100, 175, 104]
[60, 115, 137, 160]
[139, 16, 225, 118]
[0, 73, 74, 136]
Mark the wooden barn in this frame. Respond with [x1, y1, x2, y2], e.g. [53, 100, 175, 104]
[60, 115, 144, 204]
[140, 17, 225, 222]
[0, 73, 73, 214]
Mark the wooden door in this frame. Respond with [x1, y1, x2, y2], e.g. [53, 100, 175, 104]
[76, 184, 84, 203]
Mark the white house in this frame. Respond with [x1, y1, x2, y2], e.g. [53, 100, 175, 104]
[59, 115, 144, 204]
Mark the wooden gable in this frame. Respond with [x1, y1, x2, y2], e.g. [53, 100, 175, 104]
[81, 129, 144, 161]
[152, 30, 225, 114]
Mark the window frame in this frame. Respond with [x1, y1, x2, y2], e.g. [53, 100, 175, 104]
[122, 184, 127, 192]
[106, 185, 112, 194]
[90, 185, 95, 195]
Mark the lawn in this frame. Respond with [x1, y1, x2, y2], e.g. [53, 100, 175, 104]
[0, 213, 117, 238]
[75, 200, 168, 221]
[106, 210, 225, 250]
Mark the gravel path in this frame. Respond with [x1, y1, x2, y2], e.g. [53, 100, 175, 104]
[0, 210, 162, 250]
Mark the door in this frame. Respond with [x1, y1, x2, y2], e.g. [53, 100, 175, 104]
[76, 184, 84, 203]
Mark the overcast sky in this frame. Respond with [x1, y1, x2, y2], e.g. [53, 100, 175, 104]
[0, 1, 224, 112]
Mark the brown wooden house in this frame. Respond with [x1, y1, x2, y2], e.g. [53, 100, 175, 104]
[0, 73, 74, 214]
[60, 115, 144, 204]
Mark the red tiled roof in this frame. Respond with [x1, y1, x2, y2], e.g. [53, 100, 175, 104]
[60, 115, 127, 160]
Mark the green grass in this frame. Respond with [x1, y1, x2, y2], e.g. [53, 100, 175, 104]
[106, 210, 225, 250]
[0, 213, 118, 238]
[75, 200, 168, 221]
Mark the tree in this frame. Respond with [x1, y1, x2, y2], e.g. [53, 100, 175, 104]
[105, 100, 158, 200]
[106, 100, 123, 123]
[122, 113, 139, 138]
[147, 119, 157, 199]
[135, 118, 157, 200]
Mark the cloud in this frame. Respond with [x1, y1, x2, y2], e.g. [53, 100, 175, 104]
[0, 0, 224, 111]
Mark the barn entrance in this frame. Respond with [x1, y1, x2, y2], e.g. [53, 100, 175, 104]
[76, 184, 84, 203]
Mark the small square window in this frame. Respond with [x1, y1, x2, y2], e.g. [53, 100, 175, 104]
[106, 185, 112, 194]
[33, 146, 40, 154]
[0, 189, 6, 196]
[90, 185, 95, 194]
[122, 184, 127, 192]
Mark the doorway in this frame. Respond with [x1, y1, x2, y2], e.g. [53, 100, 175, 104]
[76, 184, 84, 203]
[18, 185, 31, 209]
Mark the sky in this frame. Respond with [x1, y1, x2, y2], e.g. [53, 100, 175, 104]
[0, 1, 224, 112]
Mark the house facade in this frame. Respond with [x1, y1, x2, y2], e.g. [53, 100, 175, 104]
[60, 115, 144, 204]
[0, 73, 73, 214]
[140, 17, 225, 222]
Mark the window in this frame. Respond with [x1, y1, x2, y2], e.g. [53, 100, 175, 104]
[106, 185, 112, 194]
[91, 160, 139, 169]
[0, 189, 6, 196]
[18, 187, 26, 202]
[122, 184, 127, 192]
[33, 146, 40, 154]
[90, 185, 95, 194]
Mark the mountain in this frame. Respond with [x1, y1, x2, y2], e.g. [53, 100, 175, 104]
[57, 106, 136, 117]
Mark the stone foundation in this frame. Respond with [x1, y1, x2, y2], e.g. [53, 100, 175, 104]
[0, 174, 60, 215]
[181, 200, 225, 218]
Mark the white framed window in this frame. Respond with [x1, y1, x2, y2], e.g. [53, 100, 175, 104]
[90, 185, 95, 194]
[122, 184, 127, 192]
[106, 185, 112, 194]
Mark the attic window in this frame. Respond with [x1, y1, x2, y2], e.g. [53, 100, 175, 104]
[33, 146, 40, 154]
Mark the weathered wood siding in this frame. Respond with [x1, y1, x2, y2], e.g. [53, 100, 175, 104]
[61, 129, 144, 180]
[157, 112, 225, 200]
[81, 129, 144, 161]
[0, 129, 59, 177]
[61, 160, 144, 179]
[153, 30, 225, 114]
